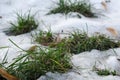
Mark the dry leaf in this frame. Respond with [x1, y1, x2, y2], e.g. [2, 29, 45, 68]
[106, 27, 118, 36]
[101, 1, 107, 10]
[0, 68, 18, 80]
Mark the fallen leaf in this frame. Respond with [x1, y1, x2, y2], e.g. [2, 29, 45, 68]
[101, 1, 107, 10]
[0, 68, 18, 80]
[106, 27, 118, 36]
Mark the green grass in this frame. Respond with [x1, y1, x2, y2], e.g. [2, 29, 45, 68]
[0, 46, 72, 80]
[32, 30, 120, 54]
[32, 30, 54, 46]
[1, 30, 120, 79]
[96, 69, 116, 76]
[56, 31, 120, 54]
[4, 11, 38, 36]
[49, 0, 95, 17]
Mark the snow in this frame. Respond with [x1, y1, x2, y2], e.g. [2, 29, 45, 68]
[1, 0, 120, 80]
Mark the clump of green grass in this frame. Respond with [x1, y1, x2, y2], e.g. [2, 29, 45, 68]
[32, 30, 64, 47]
[32, 30, 54, 46]
[32, 30, 120, 54]
[1, 47, 72, 80]
[57, 31, 120, 54]
[4, 11, 38, 36]
[96, 69, 116, 76]
[49, 0, 95, 17]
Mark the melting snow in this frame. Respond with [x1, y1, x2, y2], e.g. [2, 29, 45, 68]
[1, 0, 120, 80]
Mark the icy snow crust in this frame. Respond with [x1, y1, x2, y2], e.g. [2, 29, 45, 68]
[1, 0, 120, 80]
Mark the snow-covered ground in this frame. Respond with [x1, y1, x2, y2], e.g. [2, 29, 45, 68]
[1, 0, 120, 80]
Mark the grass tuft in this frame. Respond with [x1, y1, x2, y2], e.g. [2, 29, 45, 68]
[32, 30, 120, 54]
[56, 31, 120, 54]
[0, 47, 72, 80]
[32, 30, 54, 46]
[4, 11, 38, 36]
[49, 0, 95, 17]
[96, 69, 116, 76]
